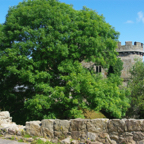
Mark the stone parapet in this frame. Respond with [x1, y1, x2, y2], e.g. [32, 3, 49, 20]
[2, 111, 144, 143]
[117, 41, 144, 55]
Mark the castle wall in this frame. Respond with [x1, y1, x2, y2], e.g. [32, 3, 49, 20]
[117, 53, 143, 80]
[2, 111, 144, 144]
[117, 41, 144, 84]
[81, 61, 107, 77]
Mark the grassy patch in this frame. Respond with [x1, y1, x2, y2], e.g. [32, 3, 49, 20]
[31, 139, 61, 144]
[18, 139, 24, 142]
[82, 109, 106, 119]
[11, 136, 15, 140]
[32, 136, 39, 139]
[23, 133, 31, 138]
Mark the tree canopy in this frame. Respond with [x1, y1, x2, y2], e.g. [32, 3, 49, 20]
[0, 0, 130, 124]
[124, 59, 144, 119]
[108, 58, 124, 77]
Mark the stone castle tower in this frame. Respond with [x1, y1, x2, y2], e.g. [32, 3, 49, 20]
[81, 41, 144, 85]
[117, 41, 144, 85]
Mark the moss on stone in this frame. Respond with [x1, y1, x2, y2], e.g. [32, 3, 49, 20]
[81, 108, 106, 119]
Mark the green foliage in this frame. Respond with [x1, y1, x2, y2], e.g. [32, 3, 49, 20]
[108, 58, 123, 77]
[18, 139, 24, 142]
[125, 59, 144, 118]
[0, 0, 130, 124]
[23, 133, 31, 138]
[11, 136, 15, 140]
[31, 139, 57, 144]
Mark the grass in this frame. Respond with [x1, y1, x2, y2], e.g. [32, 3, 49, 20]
[23, 133, 32, 138]
[80, 108, 106, 119]
[18, 139, 24, 142]
[1, 133, 99, 144]
[31, 139, 61, 144]
[11, 136, 15, 140]
[32, 136, 39, 140]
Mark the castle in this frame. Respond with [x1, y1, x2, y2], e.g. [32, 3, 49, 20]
[82, 41, 144, 85]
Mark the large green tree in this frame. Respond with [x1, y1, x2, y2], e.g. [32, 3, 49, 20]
[0, 0, 130, 124]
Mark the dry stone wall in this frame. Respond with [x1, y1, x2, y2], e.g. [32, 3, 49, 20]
[1, 111, 144, 144]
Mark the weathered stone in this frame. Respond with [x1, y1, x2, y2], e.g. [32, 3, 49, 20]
[0, 111, 10, 119]
[91, 142, 103, 144]
[54, 119, 70, 139]
[137, 140, 144, 144]
[109, 132, 119, 141]
[8, 129, 15, 135]
[41, 119, 55, 138]
[118, 132, 135, 144]
[85, 139, 103, 144]
[108, 119, 126, 133]
[111, 140, 117, 144]
[85, 139, 91, 144]
[16, 130, 22, 136]
[80, 131, 87, 141]
[87, 132, 97, 141]
[0, 116, 12, 123]
[71, 131, 86, 141]
[71, 119, 87, 132]
[71, 140, 78, 144]
[60, 136, 72, 144]
[119, 138, 136, 144]
[51, 137, 59, 143]
[25, 137, 34, 142]
[0, 127, 8, 134]
[125, 119, 144, 132]
[25, 121, 41, 137]
[0, 120, 26, 137]
[133, 131, 144, 141]
[54, 131, 69, 140]
[87, 119, 109, 133]
[41, 127, 54, 139]
[54, 119, 70, 132]
[38, 137, 50, 143]
[95, 133, 113, 144]
[71, 131, 80, 140]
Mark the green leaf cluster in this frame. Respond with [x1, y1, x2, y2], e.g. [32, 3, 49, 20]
[108, 57, 123, 77]
[125, 59, 144, 118]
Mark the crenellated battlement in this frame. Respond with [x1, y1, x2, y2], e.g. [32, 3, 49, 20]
[117, 41, 144, 53]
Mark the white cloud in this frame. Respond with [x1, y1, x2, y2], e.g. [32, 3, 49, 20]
[137, 11, 144, 23]
[125, 20, 134, 23]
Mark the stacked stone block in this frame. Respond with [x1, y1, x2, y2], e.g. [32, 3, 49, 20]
[0, 111, 12, 124]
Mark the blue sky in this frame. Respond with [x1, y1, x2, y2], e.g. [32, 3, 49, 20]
[0, 0, 144, 45]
